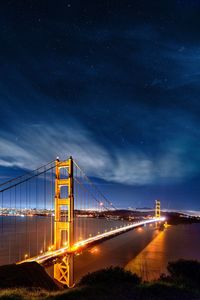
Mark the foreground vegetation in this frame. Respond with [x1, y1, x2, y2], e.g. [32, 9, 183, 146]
[0, 260, 200, 300]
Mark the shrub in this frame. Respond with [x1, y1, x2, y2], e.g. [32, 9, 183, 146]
[78, 266, 141, 287]
[167, 259, 200, 290]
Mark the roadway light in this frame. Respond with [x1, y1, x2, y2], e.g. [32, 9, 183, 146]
[24, 254, 28, 259]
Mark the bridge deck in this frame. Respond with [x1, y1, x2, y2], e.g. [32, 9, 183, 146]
[19, 217, 165, 265]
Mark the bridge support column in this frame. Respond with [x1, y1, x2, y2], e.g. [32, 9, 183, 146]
[54, 156, 74, 287]
[54, 254, 74, 287]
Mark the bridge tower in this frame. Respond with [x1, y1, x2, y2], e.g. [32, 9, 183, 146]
[155, 200, 161, 218]
[54, 156, 74, 287]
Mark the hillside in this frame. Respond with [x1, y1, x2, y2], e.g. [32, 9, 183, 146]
[0, 262, 58, 291]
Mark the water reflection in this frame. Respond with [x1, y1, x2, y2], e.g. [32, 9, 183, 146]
[125, 229, 165, 280]
[125, 224, 200, 281]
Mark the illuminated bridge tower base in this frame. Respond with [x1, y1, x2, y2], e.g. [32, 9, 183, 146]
[54, 156, 74, 287]
[155, 200, 161, 218]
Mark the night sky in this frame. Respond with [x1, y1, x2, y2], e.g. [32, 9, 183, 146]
[0, 0, 200, 210]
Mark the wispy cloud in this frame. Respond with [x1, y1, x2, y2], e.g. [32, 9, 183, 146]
[0, 120, 198, 186]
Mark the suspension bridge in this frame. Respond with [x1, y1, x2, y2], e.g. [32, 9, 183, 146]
[0, 156, 164, 287]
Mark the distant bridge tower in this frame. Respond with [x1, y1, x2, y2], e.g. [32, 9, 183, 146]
[155, 200, 161, 218]
[54, 156, 74, 287]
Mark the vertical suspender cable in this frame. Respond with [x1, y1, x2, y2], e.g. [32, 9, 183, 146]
[14, 186, 17, 262]
[51, 169, 54, 245]
[19, 183, 22, 261]
[28, 179, 31, 258]
[36, 171, 38, 255]
[25, 179, 28, 258]
[9, 188, 12, 264]
[44, 166, 46, 252]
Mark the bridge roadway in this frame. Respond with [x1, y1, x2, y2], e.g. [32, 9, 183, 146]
[19, 217, 165, 265]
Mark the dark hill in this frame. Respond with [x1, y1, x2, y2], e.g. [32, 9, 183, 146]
[0, 262, 58, 290]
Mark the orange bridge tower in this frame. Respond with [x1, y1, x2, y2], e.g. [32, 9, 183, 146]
[54, 156, 74, 287]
